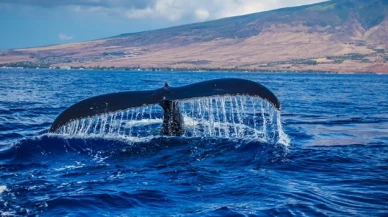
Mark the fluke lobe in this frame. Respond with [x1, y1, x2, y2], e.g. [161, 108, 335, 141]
[49, 78, 281, 136]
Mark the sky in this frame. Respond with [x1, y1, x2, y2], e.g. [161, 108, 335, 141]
[0, 0, 326, 50]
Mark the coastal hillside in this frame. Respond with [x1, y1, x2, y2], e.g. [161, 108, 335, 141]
[1, 0, 388, 73]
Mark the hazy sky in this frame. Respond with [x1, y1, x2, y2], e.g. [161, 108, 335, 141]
[0, 0, 326, 50]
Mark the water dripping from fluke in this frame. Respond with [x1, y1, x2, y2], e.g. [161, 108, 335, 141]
[48, 79, 289, 146]
[50, 95, 290, 146]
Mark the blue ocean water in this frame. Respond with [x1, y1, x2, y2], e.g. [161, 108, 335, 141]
[0, 69, 387, 216]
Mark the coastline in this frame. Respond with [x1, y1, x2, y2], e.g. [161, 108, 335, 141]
[1, 65, 384, 75]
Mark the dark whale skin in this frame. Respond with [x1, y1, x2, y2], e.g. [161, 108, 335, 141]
[49, 78, 280, 135]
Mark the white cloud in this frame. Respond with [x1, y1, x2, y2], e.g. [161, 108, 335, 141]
[3, 0, 327, 23]
[58, 33, 74, 40]
[195, 9, 210, 21]
[113, 0, 327, 23]
[125, 7, 153, 19]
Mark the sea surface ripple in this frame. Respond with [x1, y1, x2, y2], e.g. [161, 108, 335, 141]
[0, 69, 387, 216]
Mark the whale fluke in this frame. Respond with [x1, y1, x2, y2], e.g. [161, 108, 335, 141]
[49, 78, 281, 135]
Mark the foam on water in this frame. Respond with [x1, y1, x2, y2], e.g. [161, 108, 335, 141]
[0, 186, 6, 195]
[1, 70, 387, 217]
[54, 96, 290, 146]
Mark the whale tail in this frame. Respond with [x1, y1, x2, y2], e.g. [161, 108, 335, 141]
[49, 78, 281, 135]
[159, 100, 184, 136]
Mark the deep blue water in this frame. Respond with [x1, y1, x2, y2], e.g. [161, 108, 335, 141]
[0, 69, 387, 216]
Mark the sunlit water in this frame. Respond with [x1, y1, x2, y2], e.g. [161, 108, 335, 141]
[0, 69, 387, 216]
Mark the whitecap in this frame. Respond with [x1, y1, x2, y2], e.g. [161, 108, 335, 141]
[0, 185, 7, 194]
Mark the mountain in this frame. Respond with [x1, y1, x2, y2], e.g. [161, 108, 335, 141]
[1, 0, 388, 73]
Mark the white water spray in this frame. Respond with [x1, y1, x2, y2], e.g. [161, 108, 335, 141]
[55, 96, 290, 145]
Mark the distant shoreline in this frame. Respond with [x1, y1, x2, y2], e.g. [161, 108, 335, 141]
[1, 66, 383, 75]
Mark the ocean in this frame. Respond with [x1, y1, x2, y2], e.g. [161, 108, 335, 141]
[0, 69, 387, 216]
